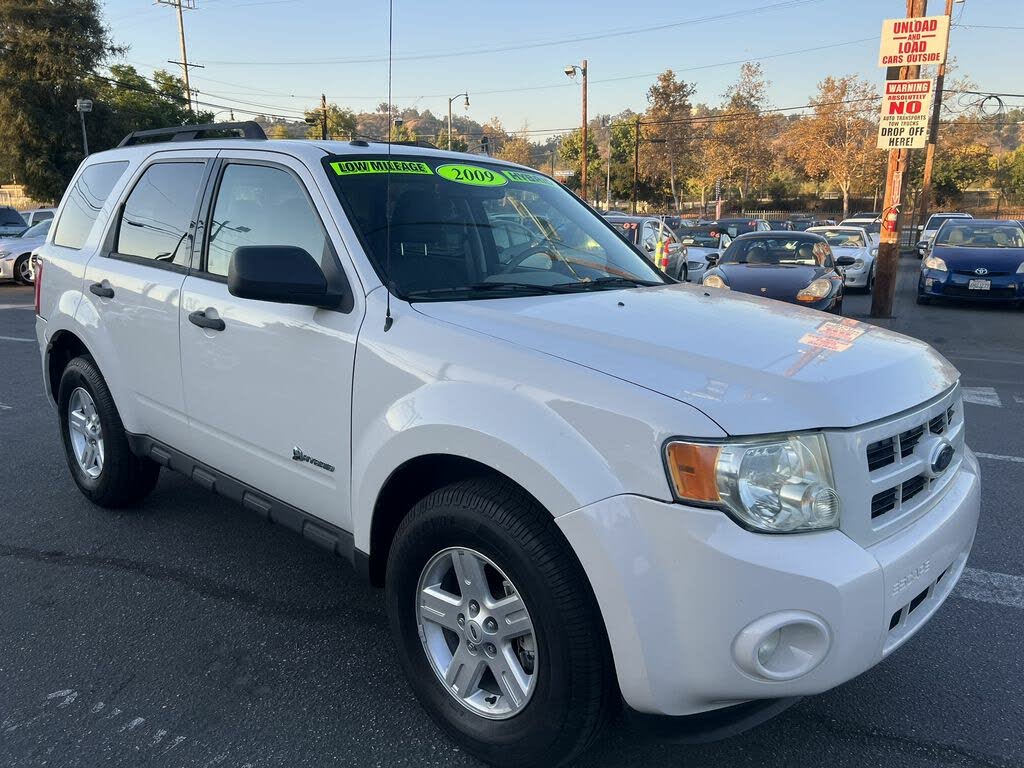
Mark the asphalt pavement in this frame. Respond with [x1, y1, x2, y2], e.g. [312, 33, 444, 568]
[1, 255, 1022, 768]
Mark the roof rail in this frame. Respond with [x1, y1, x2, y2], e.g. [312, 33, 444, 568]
[117, 121, 267, 148]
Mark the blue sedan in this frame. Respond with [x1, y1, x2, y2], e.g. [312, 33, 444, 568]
[918, 219, 1024, 307]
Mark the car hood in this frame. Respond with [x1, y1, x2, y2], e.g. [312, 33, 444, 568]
[715, 263, 827, 301]
[933, 246, 1024, 272]
[0, 234, 43, 251]
[684, 246, 721, 259]
[413, 284, 958, 435]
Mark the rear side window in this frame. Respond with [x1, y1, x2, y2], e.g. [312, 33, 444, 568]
[0, 207, 25, 226]
[115, 162, 205, 266]
[53, 161, 128, 249]
[33, 211, 54, 222]
[205, 163, 330, 277]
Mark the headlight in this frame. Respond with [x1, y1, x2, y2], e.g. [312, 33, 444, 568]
[870, 248, 878, 257]
[796, 277, 832, 301]
[923, 255, 947, 271]
[664, 434, 839, 533]
[1017, 262, 1024, 274]
[703, 274, 728, 289]
[0, 250, 9, 258]
[852, 258, 865, 269]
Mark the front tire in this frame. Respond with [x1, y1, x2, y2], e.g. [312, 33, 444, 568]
[385, 478, 615, 768]
[14, 254, 32, 285]
[58, 356, 160, 508]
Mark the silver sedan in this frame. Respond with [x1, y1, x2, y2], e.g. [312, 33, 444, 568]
[807, 225, 877, 292]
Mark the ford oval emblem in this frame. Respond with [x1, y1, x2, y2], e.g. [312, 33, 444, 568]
[930, 440, 955, 476]
[974, 267, 989, 276]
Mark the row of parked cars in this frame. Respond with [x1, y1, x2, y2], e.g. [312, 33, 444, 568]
[604, 212, 881, 314]
[0, 205, 55, 284]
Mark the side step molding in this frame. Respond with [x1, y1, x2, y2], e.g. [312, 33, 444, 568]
[126, 433, 368, 578]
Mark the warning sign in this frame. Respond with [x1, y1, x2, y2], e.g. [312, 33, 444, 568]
[877, 79, 934, 150]
[878, 15, 950, 67]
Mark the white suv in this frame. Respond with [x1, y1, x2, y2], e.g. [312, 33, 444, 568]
[34, 123, 980, 767]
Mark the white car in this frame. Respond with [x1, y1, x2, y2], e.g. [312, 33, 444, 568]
[917, 212, 973, 257]
[839, 217, 882, 245]
[807, 225, 877, 291]
[34, 124, 980, 768]
[19, 207, 56, 228]
[0, 218, 50, 284]
[678, 224, 733, 283]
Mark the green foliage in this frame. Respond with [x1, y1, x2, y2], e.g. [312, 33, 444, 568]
[0, 0, 119, 200]
[303, 103, 357, 140]
[933, 143, 993, 204]
[558, 128, 603, 196]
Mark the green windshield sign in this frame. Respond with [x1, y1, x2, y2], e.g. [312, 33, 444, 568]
[436, 164, 508, 187]
[502, 169, 556, 186]
[330, 159, 434, 176]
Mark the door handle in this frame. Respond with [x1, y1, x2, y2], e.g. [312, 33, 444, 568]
[89, 281, 114, 299]
[188, 309, 225, 332]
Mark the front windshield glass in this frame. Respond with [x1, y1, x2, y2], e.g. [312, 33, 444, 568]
[926, 214, 968, 231]
[841, 219, 881, 235]
[810, 229, 865, 248]
[22, 219, 51, 238]
[325, 155, 666, 300]
[680, 225, 727, 248]
[720, 236, 832, 266]
[0, 208, 26, 227]
[935, 221, 1024, 248]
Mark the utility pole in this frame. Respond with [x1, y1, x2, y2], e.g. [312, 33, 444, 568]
[76, 98, 92, 156]
[916, 0, 954, 230]
[320, 93, 328, 140]
[564, 62, 587, 201]
[871, 0, 927, 319]
[158, 0, 201, 114]
[632, 115, 640, 214]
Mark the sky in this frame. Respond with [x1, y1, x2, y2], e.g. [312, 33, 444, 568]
[99, 0, 1024, 139]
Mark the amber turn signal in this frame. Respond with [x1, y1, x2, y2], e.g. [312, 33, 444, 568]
[664, 442, 721, 503]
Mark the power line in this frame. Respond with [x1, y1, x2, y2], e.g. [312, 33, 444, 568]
[199, 0, 828, 66]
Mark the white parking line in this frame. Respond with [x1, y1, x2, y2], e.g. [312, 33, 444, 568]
[0, 304, 34, 310]
[976, 452, 1024, 464]
[961, 386, 1002, 407]
[0, 335, 33, 343]
[957, 567, 1024, 610]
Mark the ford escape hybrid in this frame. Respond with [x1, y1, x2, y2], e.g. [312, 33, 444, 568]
[35, 123, 980, 768]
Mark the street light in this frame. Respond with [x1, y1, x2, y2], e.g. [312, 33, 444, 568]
[75, 98, 92, 156]
[447, 92, 469, 151]
[564, 60, 588, 202]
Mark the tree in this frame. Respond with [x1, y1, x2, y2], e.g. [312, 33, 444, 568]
[0, 0, 119, 200]
[497, 136, 534, 167]
[709, 63, 773, 204]
[304, 103, 357, 140]
[558, 128, 603, 198]
[435, 127, 469, 152]
[642, 70, 696, 210]
[784, 75, 882, 218]
[934, 142, 992, 204]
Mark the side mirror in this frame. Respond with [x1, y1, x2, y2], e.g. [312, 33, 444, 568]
[835, 255, 856, 267]
[643, 240, 655, 252]
[705, 253, 719, 266]
[228, 246, 348, 309]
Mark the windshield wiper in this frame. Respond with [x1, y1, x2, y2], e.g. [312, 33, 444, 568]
[403, 282, 574, 300]
[552, 276, 663, 291]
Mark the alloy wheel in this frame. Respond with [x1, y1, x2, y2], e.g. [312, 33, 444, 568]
[68, 387, 104, 478]
[416, 547, 537, 719]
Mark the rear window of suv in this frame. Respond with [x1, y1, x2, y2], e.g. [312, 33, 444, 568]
[53, 161, 128, 249]
[0, 207, 25, 226]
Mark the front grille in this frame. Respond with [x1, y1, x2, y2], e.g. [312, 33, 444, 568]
[840, 387, 964, 546]
[899, 425, 925, 458]
[953, 269, 1010, 277]
[886, 551, 967, 654]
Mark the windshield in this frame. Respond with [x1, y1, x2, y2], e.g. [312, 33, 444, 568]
[712, 220, 760, 237]
[680, 226, 729, 248]
[0, 208, 26, 227]
[326, 155, 666, 300]
[841, 219, 881, 235]
[22, 219, 51, 238]
[926, 214, 969, 231]
[809, 229, 865, 248]
[720, 236, 832, 266]
[935, 221, 1024, 248]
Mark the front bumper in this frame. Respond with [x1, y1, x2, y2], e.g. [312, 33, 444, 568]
[557, 450, 980, 717]
[0, 255, 16, 280]
[919, 269, 1023, 302]
[842, 265, 869, 288]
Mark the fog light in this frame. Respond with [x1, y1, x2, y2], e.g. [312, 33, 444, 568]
[925, 278, 935, 288]
[733, 611, 831, 682]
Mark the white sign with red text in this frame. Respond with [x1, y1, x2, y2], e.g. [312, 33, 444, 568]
[877, 79, 934, 150]
[878, 15, 950, 68]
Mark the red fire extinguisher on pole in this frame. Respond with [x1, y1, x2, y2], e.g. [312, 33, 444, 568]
[882, 206, 899, 234]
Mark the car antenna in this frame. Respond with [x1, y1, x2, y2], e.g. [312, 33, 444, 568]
[383, 0, 395, 332]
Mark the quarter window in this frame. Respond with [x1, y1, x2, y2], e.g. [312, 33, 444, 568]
[206, 164, 330, 277]
[115, 162, 205, 266]
[53, 161, 128, 249]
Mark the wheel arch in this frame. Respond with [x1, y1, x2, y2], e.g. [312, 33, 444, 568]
[45, 329, 94, 404]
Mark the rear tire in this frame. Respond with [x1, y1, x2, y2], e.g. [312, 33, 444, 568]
[58, 356, 160, 508]
[385, 478, 615, 768]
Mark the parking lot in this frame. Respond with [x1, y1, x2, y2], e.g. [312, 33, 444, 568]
[1, 254, 1022, 768]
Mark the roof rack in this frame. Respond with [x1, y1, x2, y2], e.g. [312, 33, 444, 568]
[117, 121, 267, 148]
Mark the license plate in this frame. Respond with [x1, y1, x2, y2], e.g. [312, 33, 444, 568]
[968, 279, 991, 291]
